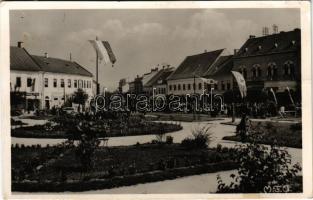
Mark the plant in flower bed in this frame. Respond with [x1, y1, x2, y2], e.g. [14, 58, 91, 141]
[217, 134, 302, 193]
[12, 140, 239, 191]
[222, 121, 302, 148]
[11, 114, 182, 139]
[181, 125, 212, 149]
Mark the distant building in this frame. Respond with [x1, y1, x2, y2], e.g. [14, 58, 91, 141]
[10, 44, 93, 111]
[142, 67, 159, 94]
[167, 49, 226, 95]
[144, 66, 175, 95]
[128, 75, 143, 94]
[232, 28, 301, 93]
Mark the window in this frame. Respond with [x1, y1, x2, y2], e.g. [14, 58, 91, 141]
[169, 85, 172, 91]
[214, 84, 218, 90]
[178, 84, 181, 90]
[227, 81, 231, 90]
[284, 61, 295, 79]
[54, 97, 58, 100]
[221, 81, 225, 90]
[267, 63, 277, 80]
[257, 67, 262, 77]
[78, 80, 82, 88]
[173, 85, 177, 91]
[252, 68, 257, 78]
[16, 77, 21, 87]
[74, 80, 78, 88]
[83, 80, 86, 88]
[27, 78, 32, 87]
[68, 79, 71, 88]
[188, 84, 191, 90]
[198, 83, 202, 90]
[183, 84, 186, 90]
[45, 78, 48, 87]
[53, 79, 57, 88]
[61, 79, 64, 88]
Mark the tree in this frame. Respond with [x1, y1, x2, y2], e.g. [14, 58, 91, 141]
[72, 88, 88, 112]
[217, 136, 302, 193]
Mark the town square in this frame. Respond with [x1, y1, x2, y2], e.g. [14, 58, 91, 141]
[6, 7, 305, 194]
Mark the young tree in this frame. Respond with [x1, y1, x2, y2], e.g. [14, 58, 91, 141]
[72, 88, 88, 112]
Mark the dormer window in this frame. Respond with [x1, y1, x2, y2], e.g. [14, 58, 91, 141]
[258, 45, 262, 50]
[291, 40, 296, 45]
[245, 48, 248, 52]
[274, 43, 278, 48]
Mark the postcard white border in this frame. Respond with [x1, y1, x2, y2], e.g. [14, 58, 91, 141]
[0, 1, 311, 199]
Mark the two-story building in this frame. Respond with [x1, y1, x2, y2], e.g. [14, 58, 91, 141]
[232, 28, 301, 93]
[10, 44, 94, 111]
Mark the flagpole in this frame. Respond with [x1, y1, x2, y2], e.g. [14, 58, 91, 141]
[96, 36, 99, 95]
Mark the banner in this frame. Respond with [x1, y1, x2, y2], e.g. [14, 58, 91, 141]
[270, 88, 278, 105]
[231, 71, 247, 98]
[89, 40, 116, 65]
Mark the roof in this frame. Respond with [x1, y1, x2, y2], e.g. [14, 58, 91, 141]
[145, 67, 174, 87]
[32, 55, 93, 77]
[205, 55, 233, 77]
[234, 29, 300, 58]
[167, 49, 224, 80]
[10, 47, 41, 71]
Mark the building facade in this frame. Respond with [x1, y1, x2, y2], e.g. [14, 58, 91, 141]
[10, 45, 94, 111]
[167, 49, 226, 95]
[232, 28, 301, 93]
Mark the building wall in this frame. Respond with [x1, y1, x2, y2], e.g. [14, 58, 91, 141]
[167, 78, 216, 95]
[212, 74, 234, 94]
[233, 51, 300, 92]
[43, 72, 93, 109]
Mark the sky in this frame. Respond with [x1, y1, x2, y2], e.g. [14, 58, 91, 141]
[10, 9, 300, 91]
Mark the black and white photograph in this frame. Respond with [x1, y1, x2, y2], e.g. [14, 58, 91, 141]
[0, 1, 312, 198]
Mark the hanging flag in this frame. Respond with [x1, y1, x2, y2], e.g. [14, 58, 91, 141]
[200, 77, 217, 84]
[102, 41, 116, 65]
[231, 71, 247, 98]
[270, 88, 278, 105]
[31, 78, 36, 92]
[89, 40, 116, 66]
[286, 86, 295, 105]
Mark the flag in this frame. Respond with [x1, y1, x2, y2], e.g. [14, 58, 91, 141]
[89, 40, 116, 65]
[231, 71, 247, 98]
[270, 88, 278, 105]
[31, 78, 36, 92]
[286, 86, 295, 105]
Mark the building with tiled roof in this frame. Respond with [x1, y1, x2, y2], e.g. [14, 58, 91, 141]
[144, 66, 175, 95]
[232, 28, 301, 95]
[205, 55, 234, 93]
[10, 44, 94, 111]
[167, 49, 225, 95]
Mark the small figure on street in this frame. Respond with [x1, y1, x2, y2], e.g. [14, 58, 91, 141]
[236, 113, 249, 142]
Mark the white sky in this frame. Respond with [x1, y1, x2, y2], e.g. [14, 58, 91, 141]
[10, 9, 300, 91]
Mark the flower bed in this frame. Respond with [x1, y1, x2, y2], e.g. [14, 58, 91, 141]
[12, 143, 237, 192]
[222, 121, 302, 148]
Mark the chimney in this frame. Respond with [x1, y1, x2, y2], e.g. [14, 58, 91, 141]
[17, 41, 23, 48]
[44, 52, 48, 58]
[262, 27, 269, 36]
[272, 24, 278, 34]
[249, 35, 256, 39]
[204, 49, 207, 53]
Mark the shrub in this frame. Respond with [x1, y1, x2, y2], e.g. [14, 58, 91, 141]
[166, 136, 173, 144]
[217, 141, 302, 193]
[216, 144, 222, 152]
[181, 125, 212, 149]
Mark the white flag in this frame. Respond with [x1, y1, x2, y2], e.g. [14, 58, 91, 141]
[286, 86, 295, 105]
[89, 40, 116, 65]
[270, 88, 278, 105]
[231, 71, 247, 98]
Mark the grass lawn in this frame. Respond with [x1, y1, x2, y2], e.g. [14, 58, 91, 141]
[222, 121, 302, 148]
[145, 112, 224, 122]
[12, 143, 237, 191]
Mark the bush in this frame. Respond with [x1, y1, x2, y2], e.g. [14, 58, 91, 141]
[217, 141, 302, 193]
[181, 125, 212, 149]
[166, 136, 173, 144]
